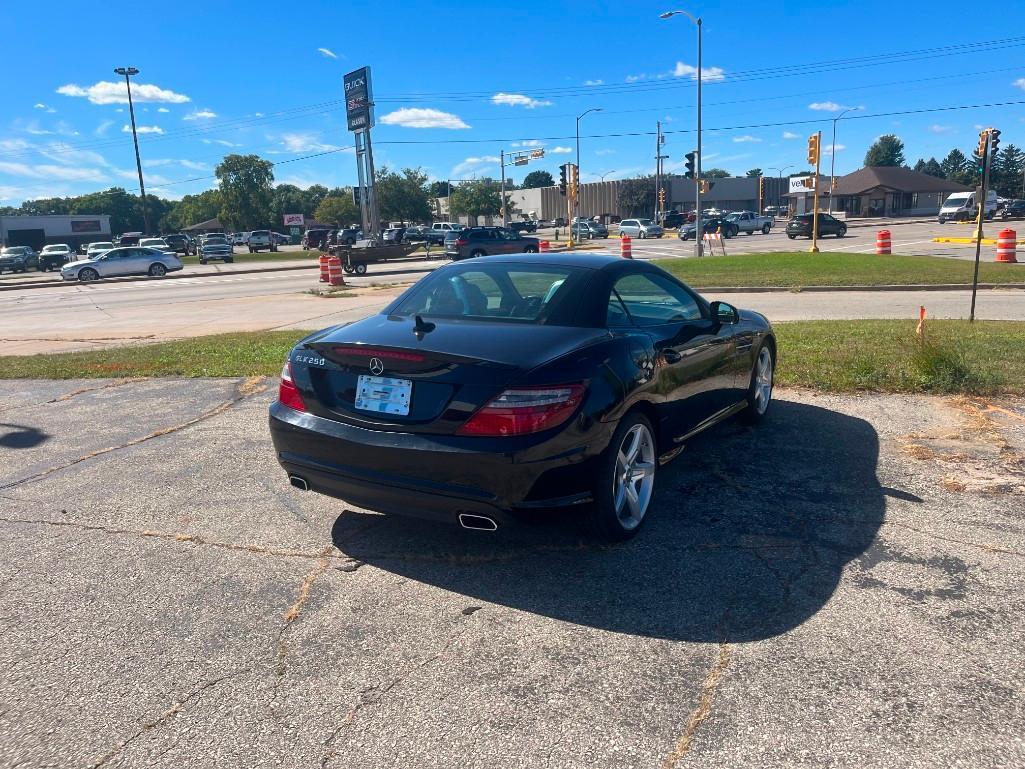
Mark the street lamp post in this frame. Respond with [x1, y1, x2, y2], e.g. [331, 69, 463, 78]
[600, 170, 616, 182]
[660, 10, 701, 257]
[573, 108, 601, 245]
[828, 107, 859, 214]
[114, 66, 151, 235]
[767, 165, 793, 216]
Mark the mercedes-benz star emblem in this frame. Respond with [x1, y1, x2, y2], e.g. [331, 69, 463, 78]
[369, 357, 385, 375]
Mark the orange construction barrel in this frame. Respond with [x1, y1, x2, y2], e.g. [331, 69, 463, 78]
[319, 253, 330, 282]
[621, 235, 633, 259]
[875, 230, 891, 255]
[996, 229, 1018, 263]
[539, 240, 550, 252]
[327, 256, 346, 286]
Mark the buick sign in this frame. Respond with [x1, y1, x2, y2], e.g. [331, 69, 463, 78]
[344, 66, 374, 133]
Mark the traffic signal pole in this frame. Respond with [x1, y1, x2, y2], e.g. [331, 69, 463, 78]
[970, 128, 994, 323]
[809, 130, 822, 253]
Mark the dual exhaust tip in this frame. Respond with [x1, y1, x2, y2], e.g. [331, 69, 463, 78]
[288, 475, 498, 532]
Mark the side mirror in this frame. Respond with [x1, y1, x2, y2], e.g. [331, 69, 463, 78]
[710, 300, 739, 324]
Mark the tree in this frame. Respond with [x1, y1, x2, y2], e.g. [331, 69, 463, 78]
[449, 179, 503, 221]
[375, 166, 432, 223]
[940, 149, 969, 184]
[269, 184, 308, 230]
[991, 144, 1025, 198]
[429, 181, 449, 199]
[303, 185, 330, 215]
[522, 170, 554, 189]
[745, 168, 763, 178]
[215, 154, 275, 231]
[617, 176, 656, 216]
[913, 157, 944, 178]
[165, 189, 222, 230]
[864, 134, 905, 167]
[315, 195, 360, 227]
[702, 168, 731, 179]
[69, 188, 145, 234]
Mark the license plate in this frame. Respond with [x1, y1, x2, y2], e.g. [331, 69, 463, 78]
[355, 375, 412, 416]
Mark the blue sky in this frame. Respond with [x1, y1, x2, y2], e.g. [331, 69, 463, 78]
[3, 0, 1025, 204]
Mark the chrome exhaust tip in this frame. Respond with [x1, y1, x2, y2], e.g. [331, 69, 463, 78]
[458, 513, 498, 531]
[289, 475, 309, 491]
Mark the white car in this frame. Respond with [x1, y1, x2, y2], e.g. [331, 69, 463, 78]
[61, 246, 183, 282]
[139, 237, 175, 253]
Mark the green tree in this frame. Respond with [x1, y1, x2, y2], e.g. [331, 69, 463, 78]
[449, 179, 503, 221]
[165, 189, 222, 230]
[617, 176, 656, 217]
[522, 170, 554, 189]
[940, 149, 969, 183]
[864, 134, 905, 167]
[68, 188, 145, 234]
[315, 195, 360, 227]
[745, 168, 763, 178]
[215, 154, 275, 231]
[375, 166, 433, 224]
[269, 184, 308, 229]
[992, 144, 1025, 198]
[303, 185, 330, 215]
[702, 168, 731, 179]
[913, 157, 944, 178]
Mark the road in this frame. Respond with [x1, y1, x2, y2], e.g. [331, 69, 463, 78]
[1, 380, 1022, 767]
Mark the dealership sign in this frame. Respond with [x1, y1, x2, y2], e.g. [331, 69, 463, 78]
[789, 176, 815, 193]
[70, 219, 102, 233]
[344, 67, 374, 133]
[283, 214, 305, 226]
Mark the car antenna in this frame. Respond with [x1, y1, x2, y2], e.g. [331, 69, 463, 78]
[413, 314, 435, 340]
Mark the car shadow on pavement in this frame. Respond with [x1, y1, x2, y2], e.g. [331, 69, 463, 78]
[333, 400, 885, 643]
[0, 423, 50, 449]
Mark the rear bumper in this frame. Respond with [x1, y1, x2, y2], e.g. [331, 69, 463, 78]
[268, 401, 608, 526]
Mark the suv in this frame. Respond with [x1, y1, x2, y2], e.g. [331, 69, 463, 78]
[198, 234, 234, 264]
[429, 222, 461, 245]
[0, 246, 39, 273]
[509, 220, 538, 234]
[785, 213, 847, 239]
[247, 230, 274, 253]
[1001, 199, 1025, 220]
[571, 220, 609, 240]
[39, 244, 73, 271]
[445, 226, 540, 261]
[163, 233, 195, 255]
[660, 211, 686, 229]
[618, 219, 664, 239]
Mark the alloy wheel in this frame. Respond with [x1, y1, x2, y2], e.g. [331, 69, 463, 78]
[612, 423, 656, 530]
[753, 347, 774, 415]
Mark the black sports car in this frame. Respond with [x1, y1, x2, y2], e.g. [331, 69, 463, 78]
[269, 253, 776, 540]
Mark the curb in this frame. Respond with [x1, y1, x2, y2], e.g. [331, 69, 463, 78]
[0, 262, 321, 292]
[698, 283, 1025, 293]
[933, 237, 1025, 245]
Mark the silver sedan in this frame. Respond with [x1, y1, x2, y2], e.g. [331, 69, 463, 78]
[61, 246, 183, 282]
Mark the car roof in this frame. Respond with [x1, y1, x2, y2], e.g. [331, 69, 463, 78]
[481, 252, 632, 270]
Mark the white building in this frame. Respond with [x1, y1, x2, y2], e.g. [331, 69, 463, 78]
[0, 214, 112, 251]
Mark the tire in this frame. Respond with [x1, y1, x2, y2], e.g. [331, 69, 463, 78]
[762, 224, 771, 234]
[523, 246, 538, 253]
[740, 344, 775, 425]
[78, 267, 99, 282]
[148, 263, 167, 277]
[224, 258, 233, 263]
[588, 412, 657, 541]
[787, 234, 797, 240]
[470, 249, 486, 258]
[837, 227, 846, 238]
[354, 263, 368, 275]
[199, 259, 208, 265]
[343, 264, 355, 274]
[682, 233, 691, 241]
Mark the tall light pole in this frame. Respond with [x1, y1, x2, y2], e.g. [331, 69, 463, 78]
[576, 108, 601, 222]
[768, 165, 793, 216]
[828, 107, 860, 214]
[660, 10, 701, 256]
[600, 170, 616, 182]
[114, 66, 151, 235]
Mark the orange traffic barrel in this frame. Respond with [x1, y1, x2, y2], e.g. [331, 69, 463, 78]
[621, 234, 633, 259]
[319, 253, 330, 282]
[327, 256, 346, 286]
[875, 230, 891, 255]
[996, 228, 1018, 263]
[539, 240, 550, 252]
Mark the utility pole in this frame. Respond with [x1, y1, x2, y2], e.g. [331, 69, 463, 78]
[500, 150, 507, 226]
[655, 121, 661, 221]
[114, 66, 150, 235]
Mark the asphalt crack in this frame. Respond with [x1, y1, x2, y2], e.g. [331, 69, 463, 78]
[0, 378, 142, 415]
[661, 643, 733, 768]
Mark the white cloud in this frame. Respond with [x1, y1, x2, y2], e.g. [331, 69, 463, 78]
[0, 161, 107, 183]
[672, 62, 726, 82]
[928, 124, 953, 134]
[317, 47, 338, 59]
[57, 81, 190, 105]
[782, 131, 800, 139]
[157, 107, 170, 113]
[201, 138, 242, 147]
[584, 79, 604, 86]
[551, 146, 573, 154]
[123, 124, 164, 135]
[143, 158, 175, 167]
[145, 187, 184, 201]
[95, 120, 114, 137]
[0, 139, 32, 152]
[34, 103, 56, 113]
[1013, 78, 1025, 91]
[184, 109, 217, 120]
[732, 135, 762, 143]
[179, 159, 209, 171]
[490, 93, 553, 109]
[625, 74, 646, 83]
[452, 156, 501, 176]
[512, 140, 543, 148]
[808, 101, 849, 112]
[824, 144, 846, 156]
[279, 132, 339, 153]
[595, 148, 615, 156]
[37, 142, 110, 168]
[379, 108, 469, 129]
[254, 112, 264, 117]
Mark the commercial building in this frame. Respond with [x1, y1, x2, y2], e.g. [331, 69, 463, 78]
[784, 167, 971, 218]
[0, 214, 112, 252]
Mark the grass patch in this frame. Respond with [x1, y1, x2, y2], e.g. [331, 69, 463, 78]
[179, 250, 320, 265]
[3, 320, 1024, 395]
[655, 251, 1025, 288]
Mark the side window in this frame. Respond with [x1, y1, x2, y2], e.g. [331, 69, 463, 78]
[606, 292, 632, 327]
[613, 273, 703, 326]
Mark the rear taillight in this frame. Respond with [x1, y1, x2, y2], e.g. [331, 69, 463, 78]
[457, 384, 586, 437]
[454, 238, 468, 247]
[277, 361, 306, 412]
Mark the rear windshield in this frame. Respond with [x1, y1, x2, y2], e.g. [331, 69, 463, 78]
[388, 263, 586, 324]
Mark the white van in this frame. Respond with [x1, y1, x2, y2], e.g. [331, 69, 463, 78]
[938, 190, 997, 223]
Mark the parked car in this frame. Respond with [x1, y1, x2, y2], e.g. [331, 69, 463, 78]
[198, 234, 234, 264]
[445, 227, 540, 260]
[0, 246, 39, 273]
[999, 199, 1025, 220]
[86, 241, 115, 259]
[382, 227, 406, 244]
[269, 252, 776, 540]
[571, 220, 609, 240]
[725, 211, 774, 235]
[163, 233, 195, 255]
[680, 217, 739, 241]
[60, 247, 183, 282]
[336, 227, 363, 246]
[231, 232, 248, 246]
[938, 190, 997, 223]
[509, 220, 538, 234]
[618, 219, 664, 239]
[659, 211, 687, 229]
[272, 232, 291, 245]
[785, 213, 847, 239]
[39, 244, 74, 271]
[402, 226, 429, 244]
[115, 232, 143, 247]
[247, 230, 275, 253]
[140, 237, 175, 253]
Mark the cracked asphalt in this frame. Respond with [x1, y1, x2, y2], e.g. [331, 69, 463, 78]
[0, 379, 1023, 768]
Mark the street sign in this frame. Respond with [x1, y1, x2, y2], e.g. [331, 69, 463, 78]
[514, 157, 528, 166]
[344, 67, 374, 133]
[283, 213, 304, 226]
[789, 176, 814, 193]
[530, 149, 544, 159]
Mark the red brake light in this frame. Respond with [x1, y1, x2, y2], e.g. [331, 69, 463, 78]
[457, 384, 586, 437]
[331, 346, 425, 362]
[454, 238, 468, 247]
[278, 361, 307, 412]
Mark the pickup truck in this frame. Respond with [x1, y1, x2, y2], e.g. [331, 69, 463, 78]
[725, 211, 774, 235]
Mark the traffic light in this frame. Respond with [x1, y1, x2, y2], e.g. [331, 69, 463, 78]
[989, 128, 1001, 154]
[977, 129, 990, 159]
[558, 164, 568, 196]
[658, 188, 666, 207]
[698, 180, 714, 194]
[568, 164, 579, 197]
[807, 134, 820, 165]
[530, 149, 545, 159]
[684, 151, 696, 179]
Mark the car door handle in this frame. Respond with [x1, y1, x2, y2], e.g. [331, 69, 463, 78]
[662, 349, 683, 364]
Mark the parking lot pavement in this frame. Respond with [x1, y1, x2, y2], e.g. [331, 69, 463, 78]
[1, 379, 1023, 767]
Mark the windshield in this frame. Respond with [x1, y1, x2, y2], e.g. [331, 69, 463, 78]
[943, 194, 970, 207]
[43, 245, 68, 252]
[140, 239, 166, 247]
[637, 219, 654, 226]
[2, 247, 27, 255]
[389, 263, 585, 324]
[89, 242, 114, 250]
[205, 236, 228, 244]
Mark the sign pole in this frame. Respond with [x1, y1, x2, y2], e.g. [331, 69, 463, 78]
[969, 130, 991, 323]
[810, 130, 822, 254]
[500, 150, 507, 227]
